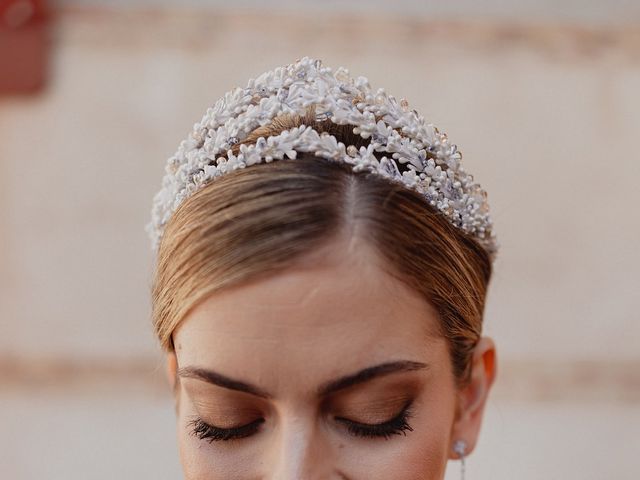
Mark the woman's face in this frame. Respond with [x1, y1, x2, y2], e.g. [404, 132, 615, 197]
[169, 240, 494, 479]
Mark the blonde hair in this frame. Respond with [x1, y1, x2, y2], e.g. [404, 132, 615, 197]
[150, 106, 492, 389]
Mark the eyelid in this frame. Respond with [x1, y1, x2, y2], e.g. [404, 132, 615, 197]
[191, 405, 263, 427]
[335, 399, 415, 440]
[334, 398, 413, 426]
[193, 412, 263, 430]
[188, 399, 416, 443]
[329, 391, 415, 419]
[188, 415, 265, 443]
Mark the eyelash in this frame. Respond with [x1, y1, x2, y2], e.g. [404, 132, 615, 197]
[187, 400, 415, 443]
[188, 416, 264, 443]
[336, 400, 415, 440]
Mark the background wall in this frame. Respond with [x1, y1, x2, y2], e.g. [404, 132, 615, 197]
[1, 1, 639, 478]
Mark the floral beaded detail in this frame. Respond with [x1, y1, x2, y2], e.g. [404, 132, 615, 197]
[146, 56, 498, 260]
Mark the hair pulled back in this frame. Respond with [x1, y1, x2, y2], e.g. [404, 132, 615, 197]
[151, 105, 492, 389]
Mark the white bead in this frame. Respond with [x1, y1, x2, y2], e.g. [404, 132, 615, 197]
[146, 56, 497, 260]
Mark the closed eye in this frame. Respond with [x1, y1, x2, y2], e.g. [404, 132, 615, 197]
[334, 399, 415, 440]
[188, 399, 416, 443]
[188, 416, 265, 443]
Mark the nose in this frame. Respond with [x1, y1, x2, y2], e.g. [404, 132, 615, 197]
[269, 413, 334, 480]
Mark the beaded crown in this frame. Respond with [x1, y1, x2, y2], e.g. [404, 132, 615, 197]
[146, 56, 498, 260]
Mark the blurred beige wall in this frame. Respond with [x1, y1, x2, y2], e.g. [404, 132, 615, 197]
[1, 4, 639, 479]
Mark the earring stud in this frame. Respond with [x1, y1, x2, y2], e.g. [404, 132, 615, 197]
[453, 439, 467, 480]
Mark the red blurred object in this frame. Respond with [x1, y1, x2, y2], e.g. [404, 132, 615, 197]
[0, 0, 49, 94]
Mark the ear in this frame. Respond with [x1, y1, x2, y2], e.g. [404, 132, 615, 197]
[449, 336, 497, 459]
[166, 350, 179, 413]
[166, 350, 178, 388]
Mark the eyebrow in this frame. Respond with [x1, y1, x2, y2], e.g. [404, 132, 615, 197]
[177, 360, 429, 400]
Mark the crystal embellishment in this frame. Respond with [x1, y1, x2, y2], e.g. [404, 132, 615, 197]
[146, 56, 498, 260]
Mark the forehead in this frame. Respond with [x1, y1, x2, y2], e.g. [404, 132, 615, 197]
[173, 244, 445, 392]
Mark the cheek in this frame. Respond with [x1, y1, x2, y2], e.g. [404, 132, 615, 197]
[389, 421, 451, 480]
[339, 401, 454, 479]
[178, 417, 256, 480]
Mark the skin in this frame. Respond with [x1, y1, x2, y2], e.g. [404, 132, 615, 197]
[165, 235, 497, 479]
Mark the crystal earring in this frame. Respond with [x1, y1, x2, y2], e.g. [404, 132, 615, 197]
[453, 439, 467, 480]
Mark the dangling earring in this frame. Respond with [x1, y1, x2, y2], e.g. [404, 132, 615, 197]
[453, 439, 467, 480]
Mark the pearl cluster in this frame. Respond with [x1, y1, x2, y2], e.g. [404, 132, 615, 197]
[146, 56, 498, 259]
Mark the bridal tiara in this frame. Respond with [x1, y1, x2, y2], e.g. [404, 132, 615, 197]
[145, 56, 498, 260]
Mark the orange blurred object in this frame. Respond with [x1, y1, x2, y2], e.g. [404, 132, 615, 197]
[0, 0, 49, 94]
